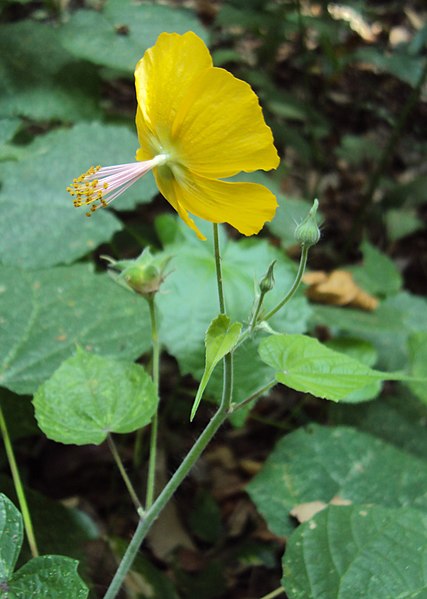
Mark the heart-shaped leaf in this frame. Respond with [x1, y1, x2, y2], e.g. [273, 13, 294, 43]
[33, 348, 158, 445]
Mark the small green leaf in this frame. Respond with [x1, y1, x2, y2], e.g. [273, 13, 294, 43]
[191, 315, 241, 420]
[206, 336, 276, 427]
[259, 334, 405, 402]
[247, 424, 427, 537]
[8, 555, 88, 598]
[385, 208, 423, 241]
[33, 349, 158, 445]
[0, 494, 23, 579]
[283, 505, 427, 599]
[407, 332, 427, 404]
[350, 241, 402, 297]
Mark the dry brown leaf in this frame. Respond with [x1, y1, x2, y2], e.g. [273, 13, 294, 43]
[303, 271, 328, 286]
[303, 270, 378, 311]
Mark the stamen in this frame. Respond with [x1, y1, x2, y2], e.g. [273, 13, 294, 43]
[67, 154, 168, 215]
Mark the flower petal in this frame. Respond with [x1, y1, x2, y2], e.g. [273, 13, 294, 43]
[171, 66, 280, 178]
[134, 32, 212, 152]
[154, 168, 278, 237]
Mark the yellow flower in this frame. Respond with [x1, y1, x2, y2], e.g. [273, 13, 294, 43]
[67, 32, 280, 240]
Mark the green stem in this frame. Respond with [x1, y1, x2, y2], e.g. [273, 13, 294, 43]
[262, 244, 309, 322]
[103, 225, 233, 599]
[145, 295, 160, 509]
[103, 356, 232, 599]
[107, 434, 144, 516]
[0, 405, 39, 558]
[249, 291, 267, 332]
[213, 223, 225, 314]
[230, 379, 276, 413]
[258, 587, 285, 599]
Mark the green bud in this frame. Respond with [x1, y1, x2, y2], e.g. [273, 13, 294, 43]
[295, 199, 321, 247]
[260, 260, 276, 294]
[103, 248, 171, 298]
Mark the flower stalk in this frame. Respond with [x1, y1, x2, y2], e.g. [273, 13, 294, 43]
[145, 295, 160, 509]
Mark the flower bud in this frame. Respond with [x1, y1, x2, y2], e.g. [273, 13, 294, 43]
[103, 248, 171, 298]
[259, 260, 276, 294]
[295, 199, 320, 247]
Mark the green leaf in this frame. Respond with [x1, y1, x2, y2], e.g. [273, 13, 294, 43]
[259, 334, 404, 402]
[330, 392, 427, 461]
[0, 122, 161, 269]
[206, 336, 276, 427]
[156, 218, 311, 417]
[247, 424, 427, 537]
[353, 47, 425, 87]
[350, 241, 402, 297]
[311, 291, 427, 371]
[0, 494, 89, 598]
[191, 315, 241, 421]
[0, 118, 21, 145]
[0, 494, 22, 579]
[0, 21, 100, 121]
[385, 208, 423, 241]
[0, 475, 99, 562]
[33, 348, 158, 445]
[157, 218, 311, 376]
[60, 0, 208, 73]
[324, 338, 381, 403]
[335, 134, 379, 166]
[0, 264, 151, 395]
[283, 505, 427, 599]
[8, 556, 88, 599]
[407, 332, 427, 404]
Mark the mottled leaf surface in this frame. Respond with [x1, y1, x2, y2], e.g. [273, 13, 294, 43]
[247, 424, 427, 536]
[0, 264, 150, 395]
